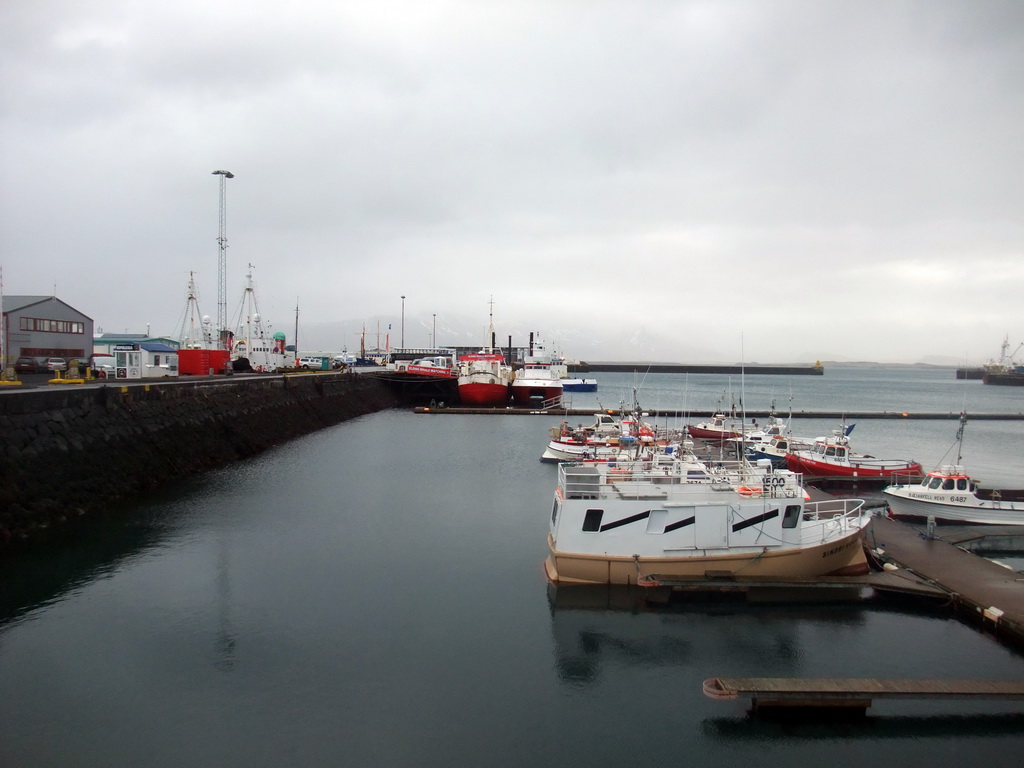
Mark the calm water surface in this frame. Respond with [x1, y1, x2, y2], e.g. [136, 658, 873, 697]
[2, 366, 1024, 766]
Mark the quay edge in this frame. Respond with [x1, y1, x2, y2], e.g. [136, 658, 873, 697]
[0, 372, 402, 550]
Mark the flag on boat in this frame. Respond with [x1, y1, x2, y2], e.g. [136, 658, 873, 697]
[845, 423, 856, 436]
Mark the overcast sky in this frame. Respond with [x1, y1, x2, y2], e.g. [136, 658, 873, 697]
[2, 0, 1022, 364]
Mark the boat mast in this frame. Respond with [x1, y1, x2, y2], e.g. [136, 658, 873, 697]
[178, 271, 213, 349]
[485, 295, 496, 353]
[955, 412, 966, 465]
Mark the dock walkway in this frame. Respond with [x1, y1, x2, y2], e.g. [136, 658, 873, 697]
[703, 676, 1024, 709]
[868, 516, 1024, 645]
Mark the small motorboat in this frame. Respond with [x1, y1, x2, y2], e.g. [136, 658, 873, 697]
[883, 414, 1024, 524]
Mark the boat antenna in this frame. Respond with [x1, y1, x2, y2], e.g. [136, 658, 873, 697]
[485, 295, 495, 352]
[955, 411, 966, 465]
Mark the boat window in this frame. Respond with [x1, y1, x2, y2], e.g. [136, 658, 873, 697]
[835, 448, 846, 459]
[929, 477, 943, 490]
[956, 478, 968, 491]
[782, 505, 801, 529]
[551, 499, 559, 525]
[583, 509, 604, 532]
[942, 479, 955, 491]
[646, 509, 668, 534]
[825, 446, 836, 456]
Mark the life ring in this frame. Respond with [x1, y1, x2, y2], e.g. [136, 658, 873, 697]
[737, 486, 762, 496]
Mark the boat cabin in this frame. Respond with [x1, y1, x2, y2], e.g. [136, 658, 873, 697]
[921, 468, 974, 493]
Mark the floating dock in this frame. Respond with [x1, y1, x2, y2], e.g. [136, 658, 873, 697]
[703, 677, 1024, 710]
[868, 515, 1024, 649]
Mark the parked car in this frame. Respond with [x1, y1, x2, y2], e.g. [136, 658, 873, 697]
[14, 356, 41, 373]
[89, 354, 116, 378]
[45, 357, 67, 372]
[298, 356, 326, 370]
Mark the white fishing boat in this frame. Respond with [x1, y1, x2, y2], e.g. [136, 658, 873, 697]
[229, 264, 291, 373]
[883, 414, 1024, 525]
[510, 335, 567, 407]
[544, 454, 871, 585]
[727, 414, 813, 467]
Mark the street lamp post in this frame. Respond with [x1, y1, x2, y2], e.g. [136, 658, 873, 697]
[212, 169, 234, 350]
[432, 313, 436, 349]
[400, 295, 406, 350]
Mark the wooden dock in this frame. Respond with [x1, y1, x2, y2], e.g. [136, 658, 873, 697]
[868, 515, 1024, 647]
[703, 677, 1024, 710]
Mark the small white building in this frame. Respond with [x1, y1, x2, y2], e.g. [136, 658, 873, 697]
[112, 342, 179, 379]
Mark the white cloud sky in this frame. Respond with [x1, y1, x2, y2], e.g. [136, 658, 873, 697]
[2, 0, 1022, 363]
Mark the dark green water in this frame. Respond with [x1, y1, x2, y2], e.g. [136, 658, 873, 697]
[2, 367, 1024, 766]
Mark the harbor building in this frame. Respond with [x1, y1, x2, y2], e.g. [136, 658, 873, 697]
[1, 295, 93, 368]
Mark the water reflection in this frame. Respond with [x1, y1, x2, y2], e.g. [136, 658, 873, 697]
[703, 712, 1024, 740]
[546, 584, 870, 687]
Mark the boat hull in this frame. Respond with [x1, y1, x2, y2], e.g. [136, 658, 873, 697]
[786, 454, 923, 479]
[561, 378, 597, 392]
[884, 491, 1024, 526]
[458, 381, 509, 407]
[544, 531, 869, 586]
[511, 380, 563, 406]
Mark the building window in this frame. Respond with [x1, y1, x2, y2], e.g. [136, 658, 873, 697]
[18, 317, 85, 335]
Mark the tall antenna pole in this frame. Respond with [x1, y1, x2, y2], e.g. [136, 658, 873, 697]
[0, 265, 5, 373]
[212, 170, 234, 350]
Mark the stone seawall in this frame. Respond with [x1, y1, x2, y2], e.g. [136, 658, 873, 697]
[0, 373, 401, 548]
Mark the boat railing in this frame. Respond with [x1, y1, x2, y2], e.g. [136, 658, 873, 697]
[845, 456, 921, 472]
[888, 471, 926, 487]
[800, 498, 868, 542]
[558, 459, 806, 502]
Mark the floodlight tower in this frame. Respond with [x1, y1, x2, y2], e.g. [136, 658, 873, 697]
[212, 170, 234, 349]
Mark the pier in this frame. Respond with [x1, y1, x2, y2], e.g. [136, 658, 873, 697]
[868, 515, 1024, 648]
[703, 677, 1024, 710]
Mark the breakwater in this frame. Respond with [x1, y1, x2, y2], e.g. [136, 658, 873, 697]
[0, 372, 400, 548]
[571, 362, 824, 375]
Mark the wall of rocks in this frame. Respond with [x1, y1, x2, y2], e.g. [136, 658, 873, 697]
[0, 373, 401, 548]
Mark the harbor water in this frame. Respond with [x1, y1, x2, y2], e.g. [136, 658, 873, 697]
[2, 365, 1024, 766]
